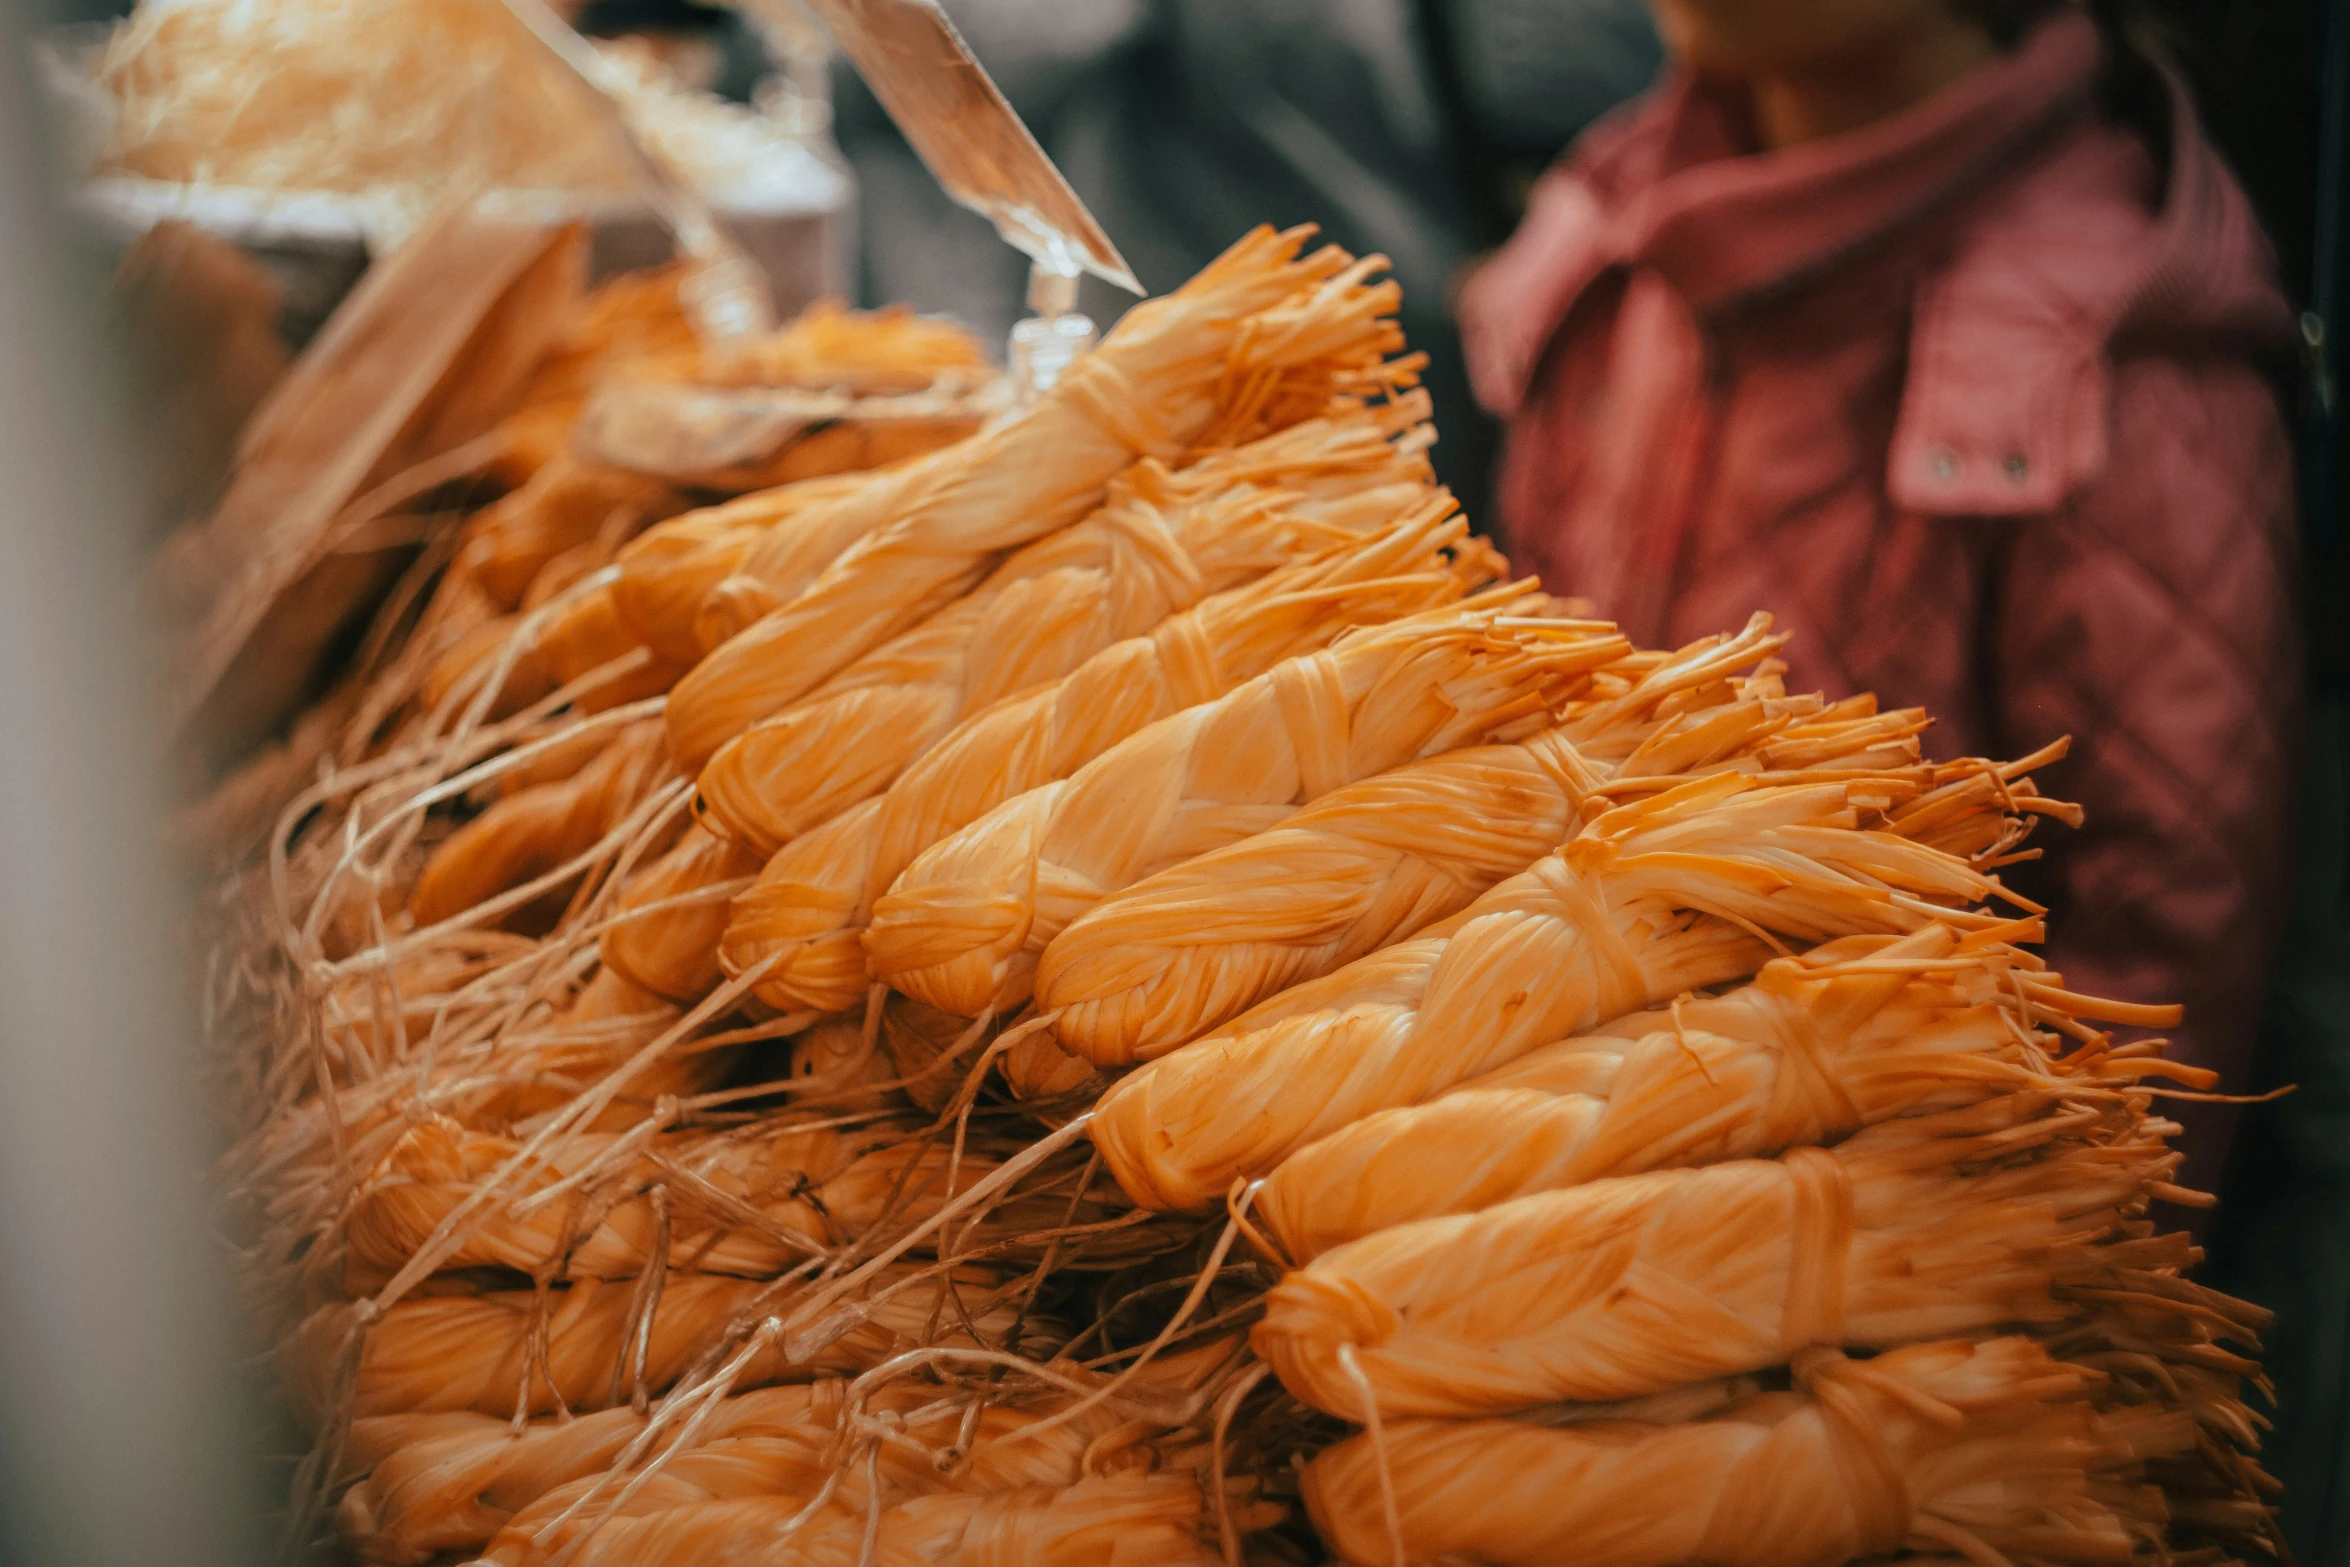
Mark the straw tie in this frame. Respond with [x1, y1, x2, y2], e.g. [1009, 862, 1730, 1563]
[1058, 353, 1182, 463]
[1527, 855, 1649, 1028]
[1779, 1145, 1855, 1354]
[1789, 1348, 1919, 1559]
[1095, 491, 1211, 616]
[1149, 613, 1225, 711]
[1757, 988, 1868, 1146]
[1270, 649, 1352, 804]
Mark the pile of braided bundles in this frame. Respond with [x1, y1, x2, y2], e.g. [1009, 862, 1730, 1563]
[198, 226, 2284, 1567]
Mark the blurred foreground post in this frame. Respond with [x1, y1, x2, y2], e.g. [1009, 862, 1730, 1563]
[0, 15, 264, 1567]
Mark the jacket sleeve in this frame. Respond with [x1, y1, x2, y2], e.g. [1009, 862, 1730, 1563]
[1989, 353, 2301, 1194]
[1458, 168, 1606, 420]
[1457, 87, 1668, 420]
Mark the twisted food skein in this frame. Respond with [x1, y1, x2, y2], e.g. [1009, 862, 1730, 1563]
[1038, 618, 1943, 1063]
[1253, 1093, 2173, 1417]
[1256, 923, 2195, 1258]
[864, 599, 1630, 1017]
[281, 1265, 1020, 1424]
[598, 821, 762, 1000]
[409, 721, 669, 928]
[1090, 770, 2025, 1210]
[345, 1108, 1150, 1297]
[608, 469, 886, 664]
[1300, 1337, 2193, 1567]
[337, 1382, 858, 1565]
[482, 1471, 1219, 1567]
[666, 226, 1410, 769]
[693, 402, 1434, 855]
[723, 503, 1502, 1015]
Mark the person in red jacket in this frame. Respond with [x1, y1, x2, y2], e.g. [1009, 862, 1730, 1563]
[1459, 0, 2301, 1199]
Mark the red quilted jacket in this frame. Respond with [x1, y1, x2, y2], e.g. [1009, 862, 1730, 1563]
[1460, 12, 2301, 1196]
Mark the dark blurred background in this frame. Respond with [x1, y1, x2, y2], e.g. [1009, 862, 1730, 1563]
[2146, 12, 2350, 1567]
[832, 0, 1666, 529]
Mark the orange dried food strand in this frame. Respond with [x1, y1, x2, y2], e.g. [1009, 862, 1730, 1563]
[423, 533, 655, 727]
[702, 297, 995, 395]
[452, 455, 680, 611]
[481, 1471, 1219, 1567]
[339, 1111, 891, 1294]
[689, 441, 975, 654]
[410, 560, 546, 717]
[692, 406, 1437, 856]
[1033, 618, 1929, 1064]
[281, 1264, 1022, 1425]
[493, 267, 705, 482]
[1253, 923, 2192, 1259]
[408, 721, 671, 928]
[599, 822, 762, 1001]
[1252, 1093, 2173, 1419]
[528, 584, 694, 713]
[607, 469, 884, 664]
[1089, 769, 2036, 1212]
[352, 1361, 1214, 1567]
[1300, 1337, 2193, 1567]
[864, 599, 1628, 1019]
[254, 971, 730, 1277]
[498, 287, 987, 486]
[721, 503, 1496, 1016]
[666, 226, 1407, 770]
[343, 1110, 1149, 1296]
[336, 1382, 857, 1564]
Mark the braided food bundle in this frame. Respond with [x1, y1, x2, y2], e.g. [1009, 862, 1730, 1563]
[293, 961, 685, 1104]
[1091, 767, 2041, 1210]
[874, 994, 983, 1111]
[282, 1264, 1023, 1424]
[341, 1110, 1151, 1293]
[692, 404, 1437, 855]
[686, 442, 983, 654]
[443, 459, 896, 729]
[260, 973, 734, 1272]
[865, 602, 1630, 1017]
[409, 719, 669, 927]
[499, 292, 992, 663]
[1252, 1092, 2172, 1418]
[607, 469, 897, 665]
[340, 1391, 1079, 1565]
[467, 1431, 1032, 1565]
[685, 396, 1428, 664]
[599, 820, 762, 1000]
[449, 456, 681, 613]
[722, 505, 1505, 1015]
[1035, 620, 1940, 1064]
[406, 545, 669, 754]
[667, 226, 1410, 769]
[487, 267, 707, 485]
[1256, 923, 2199, 1258]
[1301, 1337, 2193, 1567]
[491, 283, 988, 484]
[339, 1112, 888, 1292]
[528, 566, 698, 714]
[339, 1339, 1244, 1564]
[481, 1471, 1218, 1567]
[415, 577, 563, 723]
[421, 386, 973, 725]
[339, 1383, 868, 1565]
[714, 297, 995, 392]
